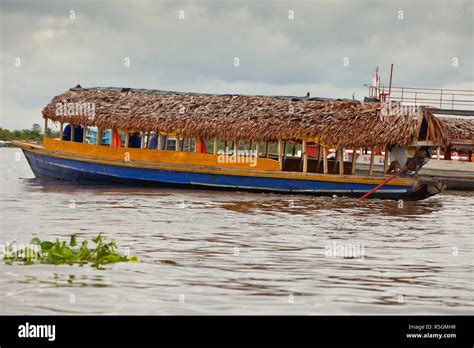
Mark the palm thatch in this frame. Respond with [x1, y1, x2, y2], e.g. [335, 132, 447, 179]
[42, 87, 462, 147]
[439, 118, 474, 143]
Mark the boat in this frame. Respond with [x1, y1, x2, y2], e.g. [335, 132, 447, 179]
[13, 86, 472, 200]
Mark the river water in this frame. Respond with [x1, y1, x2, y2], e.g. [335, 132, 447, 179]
[0, 148, 472, 314]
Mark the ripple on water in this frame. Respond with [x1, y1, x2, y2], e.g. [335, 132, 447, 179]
[0, 148, 472, 314]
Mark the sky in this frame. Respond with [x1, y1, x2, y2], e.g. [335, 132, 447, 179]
[1, 0, 473, 130]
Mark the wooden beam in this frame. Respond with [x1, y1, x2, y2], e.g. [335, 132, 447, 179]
[278, 139, 283, 171]
[255, 142, 259, 158]
[383, 147, 389, 173]
[233, 140, 238, 156]
[157, 133, 163, 150]
[316, 144, 322, 173]
[265, 141, 269, 157]
[333, 148, 339, 174]
[302, 140, 308, 173]
[82, 126, 87, 143]
[140, 132, 145, 149]
[59, 122, 64, 140]
[436, 145, 441, 160]
[43, 117, 48, 140]
[323, 147, 328, 174]
[351, 147, 357, 175]
[368, 146, 375, 176]
[338, 147, 344, 175]
[409, 141, 442, 146]
[124, 130, 129, 148]
[110, 129, 113, 147]
[213, 137, 218, 154]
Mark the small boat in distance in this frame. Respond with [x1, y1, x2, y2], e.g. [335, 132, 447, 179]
[14, 86, 473, 200]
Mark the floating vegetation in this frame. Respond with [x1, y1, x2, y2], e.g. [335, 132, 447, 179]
[2, 234, 137, 267]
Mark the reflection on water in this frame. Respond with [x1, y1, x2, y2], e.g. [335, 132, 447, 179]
[0, 148, 473, 314]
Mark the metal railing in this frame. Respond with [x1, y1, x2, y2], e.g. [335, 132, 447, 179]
[366, 85, 474, 111]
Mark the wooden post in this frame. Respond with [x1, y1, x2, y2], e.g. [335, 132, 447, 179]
[265, 141, 269, 157]
[368, 145, 375, 176]
[43, 117, 48, 140]
[278, 139, 283, 171]
[283, 141, 287, 166]
[71, 124, 75, 142]
[383, 147, 389, 174]
[338, 147, 344, 175]
[233, 140, 238, 156]
[437, 145, 441, 160]
[213, 137, 218, 154]
[351, 147, 357, 175]
[255, 142, 259, 158]
[144, 132, 149, 148]
[140, 132, 145, 149]
[323, 147, 328, 174]
[59, 122, 64, 140]
[83, 126, 87, 143]
[302, 139, 308, 173]
[110, 129, 113, 147]
[124, 130, 129, 148]
[157, 133, 162, 150]
[316, 144, 322, 172]
[175, 137, 179, 151]
[333, 148, 339, 174]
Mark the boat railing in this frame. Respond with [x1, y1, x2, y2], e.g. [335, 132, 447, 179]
[366, 85, 474, 113]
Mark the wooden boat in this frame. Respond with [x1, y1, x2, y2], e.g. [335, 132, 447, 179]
[14, 86, 470, 200]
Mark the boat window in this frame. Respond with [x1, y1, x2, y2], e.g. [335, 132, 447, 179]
[165, 138, 177, 150]
[85, 126, 98, 144]
[102, 129, 112, 146]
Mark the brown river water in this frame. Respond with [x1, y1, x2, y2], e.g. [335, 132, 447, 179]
[0, 148, 472, 314]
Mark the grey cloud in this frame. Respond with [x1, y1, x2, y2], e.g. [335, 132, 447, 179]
[1, 0, 472, 129]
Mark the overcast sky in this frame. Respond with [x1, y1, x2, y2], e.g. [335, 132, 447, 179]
[1, 0, 473, 130]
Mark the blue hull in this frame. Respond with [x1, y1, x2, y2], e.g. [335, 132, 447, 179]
[23, 150, 413, 199]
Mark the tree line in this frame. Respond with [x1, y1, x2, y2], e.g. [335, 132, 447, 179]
[0, 124, 60, 141]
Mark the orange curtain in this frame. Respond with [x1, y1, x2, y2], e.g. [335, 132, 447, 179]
[196, 138, 207, 153]
[112, 130, 122, 147]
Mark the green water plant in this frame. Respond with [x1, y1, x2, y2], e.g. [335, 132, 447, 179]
[3, 234, 137, 267]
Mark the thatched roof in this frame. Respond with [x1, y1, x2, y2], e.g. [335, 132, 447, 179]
[438, 118, 474, 143]
[42, 87, 467, 147]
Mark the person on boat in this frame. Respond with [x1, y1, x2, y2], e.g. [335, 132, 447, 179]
[196, 138, 207, 154]
[129, 132, 141, 148]
[405, 147, 432, 175]
[150, 133, 159, 149]
[385, 145, 406, 174]
[73, 125, 84, 142]
[62, 124, 72, 141]
[62, 124, 84, 142]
